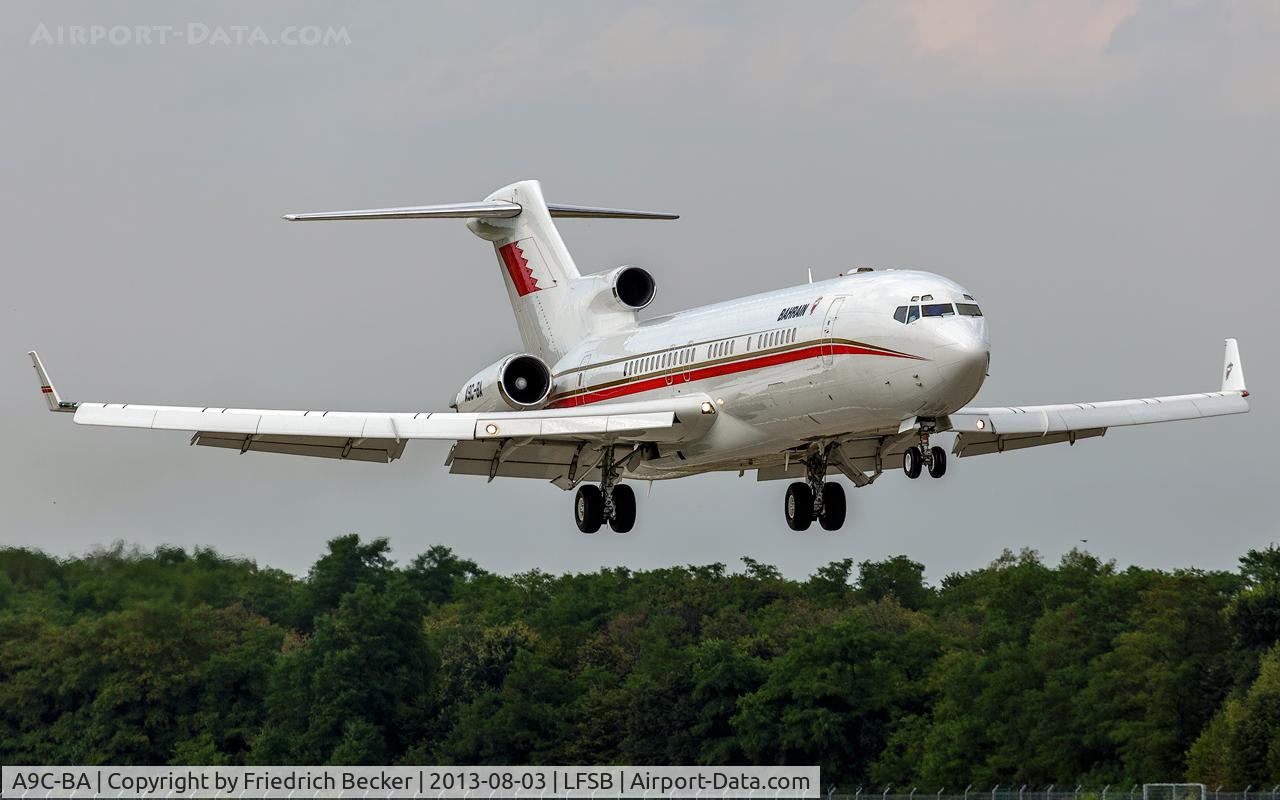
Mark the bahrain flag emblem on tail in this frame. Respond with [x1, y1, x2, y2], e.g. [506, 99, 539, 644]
[498, 238, 558, 297]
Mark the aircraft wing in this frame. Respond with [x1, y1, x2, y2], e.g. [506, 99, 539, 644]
[948, 338, 1249, 457]
[28, 352, 717, 465]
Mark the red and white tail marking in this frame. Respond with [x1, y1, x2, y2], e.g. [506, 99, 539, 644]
[497, 238, 557, 297]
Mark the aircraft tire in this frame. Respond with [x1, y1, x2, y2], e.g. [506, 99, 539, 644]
[928, 446, 947, 478]
[575, 484, 604, 533]
[819, 482, 846, 531]
[785, 482, 814, 531]
[903, 446, 923, 479]
[609, 484, 637, 533]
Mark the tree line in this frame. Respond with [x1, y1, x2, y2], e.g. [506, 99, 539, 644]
[1, 535, 1277, 785]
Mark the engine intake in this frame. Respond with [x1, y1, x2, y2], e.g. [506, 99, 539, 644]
[499, 354, 552, 408]
[612, 266, 656, 310]
[454, 353, 553, 413]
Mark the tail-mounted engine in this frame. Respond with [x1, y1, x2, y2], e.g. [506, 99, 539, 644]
[609, 265, 656, 311]
[454, 353, 553, 413]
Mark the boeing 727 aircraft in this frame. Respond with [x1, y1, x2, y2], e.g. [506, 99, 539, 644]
[30, 180, 1251, 533]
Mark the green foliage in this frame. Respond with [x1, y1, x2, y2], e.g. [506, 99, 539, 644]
[857, 555, 933, 610]
[0, 538, 1276, 785]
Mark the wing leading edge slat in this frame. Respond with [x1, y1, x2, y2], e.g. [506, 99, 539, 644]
[68, 394, 718, 462]
[947, 338, 1249, 458]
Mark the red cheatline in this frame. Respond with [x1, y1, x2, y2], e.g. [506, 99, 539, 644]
[548, 342, 919, 408]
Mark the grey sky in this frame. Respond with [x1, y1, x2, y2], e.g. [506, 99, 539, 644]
[2, 1, 1276, 580]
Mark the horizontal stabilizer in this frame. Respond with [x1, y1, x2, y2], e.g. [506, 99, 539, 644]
[284, 201, 677, 222]
[546, 203, 677, 220]
[284, 201, 521, 221]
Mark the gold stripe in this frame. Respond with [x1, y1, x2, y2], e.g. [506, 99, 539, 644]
[552, 326, 786, 377]
[549, 337, 920, 402]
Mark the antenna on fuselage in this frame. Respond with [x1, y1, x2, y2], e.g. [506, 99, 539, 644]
[807, 268, 813, 284]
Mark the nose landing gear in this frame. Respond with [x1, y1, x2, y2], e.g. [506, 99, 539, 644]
[783, 444, 848, 531]
[903, 428, 947, 479]
[574, 445, 638, 534]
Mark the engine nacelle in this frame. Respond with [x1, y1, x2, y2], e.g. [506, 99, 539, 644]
[609, 265, 656, 311]
[454, 353, 553, 413]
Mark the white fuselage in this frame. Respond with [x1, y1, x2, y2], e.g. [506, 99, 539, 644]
[547, 269, 990, 478]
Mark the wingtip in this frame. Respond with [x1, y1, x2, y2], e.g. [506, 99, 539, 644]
[1222, 337, 1247, 395]
[28, 350, 76, 412]
[282, 214, 298, 221]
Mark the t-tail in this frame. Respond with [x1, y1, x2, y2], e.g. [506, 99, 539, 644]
[284, 179, 676, 361]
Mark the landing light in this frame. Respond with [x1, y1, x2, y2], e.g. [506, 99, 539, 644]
[700, 401, 715, 415]
[485, 423, 499, 435]
[976, 419, 985, 430]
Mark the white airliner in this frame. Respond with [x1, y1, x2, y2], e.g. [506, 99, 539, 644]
[30, 180, 1251, 533]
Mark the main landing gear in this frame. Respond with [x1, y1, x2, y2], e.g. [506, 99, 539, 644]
[903, 428, 947, 480]
[783, 445, 847, 532]
[574, 445, 637, 534]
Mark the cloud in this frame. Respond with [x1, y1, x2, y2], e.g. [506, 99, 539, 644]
[367, 1, 1280, 123]
[901, 0, 1142, 91]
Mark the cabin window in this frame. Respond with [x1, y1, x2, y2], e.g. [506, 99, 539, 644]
[922, 303, 954, 317]
[956, 303, 983, 316]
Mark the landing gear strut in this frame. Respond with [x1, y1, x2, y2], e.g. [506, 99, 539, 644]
[783, 444, 847, 531]
[574, 445, 637, 534]
[903, 426, 947, 480]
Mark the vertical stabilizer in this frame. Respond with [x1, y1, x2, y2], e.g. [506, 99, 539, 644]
[468, 180, 582, 360]
[281, 180, 676, 363]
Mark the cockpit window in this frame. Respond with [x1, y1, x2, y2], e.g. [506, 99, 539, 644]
[956, 303, 983, 316]
[922, 303, 954, 317]
[906, 305, 920, 323]
[893, 306, 908, 324]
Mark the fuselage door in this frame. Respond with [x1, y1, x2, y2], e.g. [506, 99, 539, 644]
[574, 351, 594, 406]
[821, 297, 845, 366]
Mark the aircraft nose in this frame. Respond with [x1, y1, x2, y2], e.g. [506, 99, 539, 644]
[936, 320, 989, 404]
